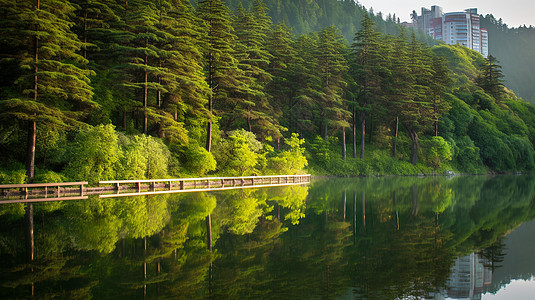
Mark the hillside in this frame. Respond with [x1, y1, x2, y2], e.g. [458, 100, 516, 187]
[481, 15, 535, 104]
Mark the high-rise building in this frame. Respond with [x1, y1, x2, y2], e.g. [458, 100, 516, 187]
[410, 6, 489, 57]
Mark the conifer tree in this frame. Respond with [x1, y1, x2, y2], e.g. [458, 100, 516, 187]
[402, 34, 434, 165]
[266, 22, 296, 147]
[351, 13, 384, 159]
[383, 31, 414, 158]
[429, 55, 450, 136]
[157, 0, 210, 140]
[291, 34, 321, 135]
[119, 0, 169, 135]
[231, 2, 280, 141]
[477, 55, 505, 99]
[153, 0, 209, 143]
[0, 0, 96, 180]
[197, 0, 240, 152]
[316, 26, 350, 157]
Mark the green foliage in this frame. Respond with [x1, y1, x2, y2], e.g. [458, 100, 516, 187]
[34, 170, 68, 183]
[422, 136, 453, 171]
[213, 129, 262, 176]
[63, 124, 120, 184]
[117, 134, 171, 180]
[182, 142, 217, 176]
[0, 168, 27, 184]
[267, 133, 308, 174]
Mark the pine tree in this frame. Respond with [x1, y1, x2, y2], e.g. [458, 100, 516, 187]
[316, 25, 350, 158]
[383, 31, 414, 158]
[477, 55, 505, 99]
[197, 0, 240, 152]
[351, 13, 384, 159]
[0, 0, 96, 180]
[266, 22, 296, 148]
[402, 34, 434, 165]
[230, 2, 280, 141]
[291, 34, 321, 135]
[429, 55, 451, 136]
[153, 0, 209, 143]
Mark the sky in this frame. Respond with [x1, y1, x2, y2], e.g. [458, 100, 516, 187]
[355, 0, 535, 28]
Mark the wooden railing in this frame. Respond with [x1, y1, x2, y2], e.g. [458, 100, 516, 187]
[99, 174, 311, 198]
[0, 182, 89, 204]
[0, 182, 88, 196]
[0, 175, 311, 202]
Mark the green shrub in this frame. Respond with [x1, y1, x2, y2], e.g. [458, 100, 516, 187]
[267, 133, 308, 175]
[63, 124, 120, 184]
[183, 142, 217, 176]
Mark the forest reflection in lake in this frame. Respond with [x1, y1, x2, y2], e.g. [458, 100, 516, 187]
[1, 175, 535, 299]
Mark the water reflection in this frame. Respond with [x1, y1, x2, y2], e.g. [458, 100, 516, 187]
[1, 176, 535, 299]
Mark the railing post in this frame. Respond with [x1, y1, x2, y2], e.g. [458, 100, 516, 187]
[180, 181, 184, 190]
[221, 179, 224, 188]
[137, 182, 141, 193]
[194, 180, 197, 189]
[80, 183, 84, 196]
[207, 180, 210, 188]
[57, 185, 61, 196]
[169, 181, 172, 191]
[116, 182, 120, 191]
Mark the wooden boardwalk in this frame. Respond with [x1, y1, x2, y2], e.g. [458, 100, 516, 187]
[0, 175, 311, 203]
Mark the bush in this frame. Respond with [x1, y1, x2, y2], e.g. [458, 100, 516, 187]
[267, 133, 308, 175]
[63, 124, 120, 184]
[214, 129, 262, 176]
[183, 142, 217, 176]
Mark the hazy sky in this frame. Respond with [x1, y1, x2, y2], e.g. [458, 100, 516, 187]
[356, 0, 534, 28]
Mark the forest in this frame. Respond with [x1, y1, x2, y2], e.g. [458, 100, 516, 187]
[1, 0, 535, 183]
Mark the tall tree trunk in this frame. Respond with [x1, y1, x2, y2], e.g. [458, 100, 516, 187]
[26, 121, 36, 181]
[342, 127, 346, 160]
[143, 53, 148, 134]
[360, 111, 366, 159]
[392, 115, 398, 158]
[323, 122, 328, 141]
[27, 8, 39, 181]
[352, 104, 357, 158]
[205, 5, 214, 152]
[206, 98, 212, 152]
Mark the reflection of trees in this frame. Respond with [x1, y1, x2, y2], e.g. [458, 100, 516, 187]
[2, 175, 535, 298]
[481, 238, 506, 272]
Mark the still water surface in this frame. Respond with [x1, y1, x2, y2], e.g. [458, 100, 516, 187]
[1, 175, 535, 299]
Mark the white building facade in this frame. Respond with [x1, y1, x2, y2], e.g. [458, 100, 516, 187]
[411, 6, 489, 57]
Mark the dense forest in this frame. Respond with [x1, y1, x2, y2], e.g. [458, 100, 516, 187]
[0, 0, 534, 183]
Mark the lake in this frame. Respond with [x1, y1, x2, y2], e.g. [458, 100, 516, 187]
[1, 175, 535, 299]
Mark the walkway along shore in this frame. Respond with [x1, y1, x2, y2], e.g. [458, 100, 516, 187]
[0, 174, 311, 204]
